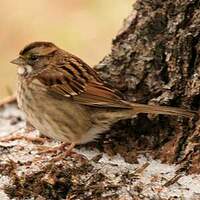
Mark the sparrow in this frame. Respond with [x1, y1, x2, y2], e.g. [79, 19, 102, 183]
[10, 41, 197, 153]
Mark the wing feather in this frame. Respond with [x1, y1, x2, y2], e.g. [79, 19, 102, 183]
[35, 56, 129, 108]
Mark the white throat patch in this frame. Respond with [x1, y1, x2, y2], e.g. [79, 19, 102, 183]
[17, 65, 33, 76]
[17, 66, 26, 75]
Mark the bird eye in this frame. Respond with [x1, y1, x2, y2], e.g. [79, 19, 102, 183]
[29, 54, 38, 61]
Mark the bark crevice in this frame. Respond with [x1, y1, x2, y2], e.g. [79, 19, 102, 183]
[95, 0, 200, 173]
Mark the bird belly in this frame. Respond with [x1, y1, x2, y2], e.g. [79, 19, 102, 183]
[17, 78, 93, 144]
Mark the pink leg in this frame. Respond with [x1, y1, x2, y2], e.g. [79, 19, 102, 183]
[63, 143, 76, 156]
[37, 142, 76, 155]
[25, 121, 35, 132]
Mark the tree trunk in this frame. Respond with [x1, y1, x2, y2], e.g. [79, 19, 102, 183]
[94, 0, 200, 173]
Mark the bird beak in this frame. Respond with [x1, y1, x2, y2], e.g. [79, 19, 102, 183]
[10, 57, 25, 66]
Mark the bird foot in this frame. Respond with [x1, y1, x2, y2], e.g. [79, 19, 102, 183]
[37, 143, 85, 161]
[37, 142, 75, 155]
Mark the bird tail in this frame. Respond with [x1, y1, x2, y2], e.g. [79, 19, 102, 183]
[127, 102, 197, 118]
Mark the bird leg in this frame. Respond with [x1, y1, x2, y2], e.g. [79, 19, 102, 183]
[37, 142, 76, 156]
[25, 121, 36, 132]
[51, 143, 85, 162]
[37, 142, 86, 162]
[63, 143, 76, 156]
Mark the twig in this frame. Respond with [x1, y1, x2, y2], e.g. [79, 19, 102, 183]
[0, 95, 16, 107]
[163, 174, 183, 187]
[133, 162, 150, 174]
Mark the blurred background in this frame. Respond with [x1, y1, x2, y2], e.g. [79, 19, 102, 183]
[0, 0, 133, 99]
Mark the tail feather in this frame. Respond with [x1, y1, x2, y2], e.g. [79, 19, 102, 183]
[128, 102, 197, 118]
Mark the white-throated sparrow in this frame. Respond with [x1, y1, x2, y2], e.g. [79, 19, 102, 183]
[10, 41, 197, 152]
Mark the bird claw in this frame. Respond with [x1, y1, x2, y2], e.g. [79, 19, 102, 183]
[37, 142, 86, 161]
[37, 142, 76, 155]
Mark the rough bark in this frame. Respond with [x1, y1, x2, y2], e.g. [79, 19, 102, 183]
[94, 0, 200, 173]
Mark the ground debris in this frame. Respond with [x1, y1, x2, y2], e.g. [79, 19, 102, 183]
[0, 104, 200, 200]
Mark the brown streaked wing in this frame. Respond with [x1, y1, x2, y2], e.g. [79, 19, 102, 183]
[68, 54, 102, 82]
[36, 62, 130, 108]
[36, 66, 85, 96]
[73, 82, 131, 108]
